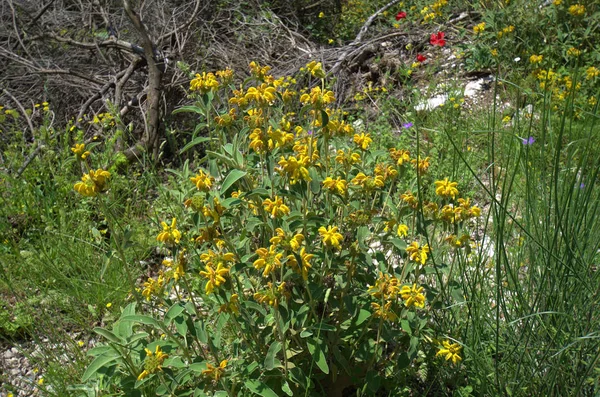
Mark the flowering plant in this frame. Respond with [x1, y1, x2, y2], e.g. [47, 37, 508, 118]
[80, 62, 480, 396]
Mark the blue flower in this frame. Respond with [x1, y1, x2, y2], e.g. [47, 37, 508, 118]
[522, 136, 535, 145]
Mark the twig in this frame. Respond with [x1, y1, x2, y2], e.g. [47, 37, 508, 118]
[330, 0, 401, 75]
[1, 88, 36, 143]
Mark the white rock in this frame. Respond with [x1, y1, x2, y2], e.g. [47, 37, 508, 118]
[415, 94, 448, 111]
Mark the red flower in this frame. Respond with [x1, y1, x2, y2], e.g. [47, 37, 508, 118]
[417, 54, 427, 62]
[430, 32, 446, 47]
[395, 11, 407, 20]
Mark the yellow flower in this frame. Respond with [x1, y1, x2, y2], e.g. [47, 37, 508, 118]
[567, 47, 581, 57]
[397, 224, 409, 238]
[300, 86, 335, 109]
[586, 66, 600, 80]
[389, 148, 411, 166]
[142, 272, 166, 301]
[215, 68, 234, 82]
[254, 282, 289, 307]
[219, 294, 240, 315]
[304, 60, 326, 78]
[568, 4, 585, 16]
[336, 149, 361, 167]
[319, 226, 343, 249]
[400, 191, 419, 209]
[71, 143, 90, 160]
[553, 0, 562, 4]
[473, 22, 485, 34]
[245, 83, 278, 106]
[263, 196, 290, 218]
[156, 218, 181, 245]
[270, 228, 304, 251]
[328, 38, 334, 44]
[190, 169, 214, 192]
[38, 378, 44, 386]
[318, 11, 325, 18]
[411, 156, 430, 174]
[73, 169, 111, 197]
[371, 301, 397, 321]
[351, 172, 385, 191]
[253, 245, 284, 277]
[199, 262, 229, 294]
[190, 72, 219, 93]
[436, 340, 462, 364]
[323, 176, 347, 195]
[369, 272, 400, 300]
[502, 115, 511, 123]
[353, 133, 372, 150]
[202, 359, 228, 381]
[138, 345, 169, 380]
[400, 284, 426, 308]
[287, 247, 314, 280]
[406, 241, 429, 265]
[529, 54, 543, 64]
[490, 49, 498, 57]
[434, 178, 459, 199]
[278, 155, 311, 184]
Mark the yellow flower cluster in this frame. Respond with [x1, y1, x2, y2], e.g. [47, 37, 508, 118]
[263, 196, 290, 218]
[319, 226, 343, 249]
[473, 22, 485, 34]
[190, 169, 214, 192]
[353, 133, 372, 150]
[71, 143, 90, 160]
[254, 281, 289, 307]
[351, 172, 384, 191]
[529, 54, 543, 64]
[137, 345, 168, 380]
[400, 284, 426, 308]
[434, 178, 459, 199]
[142, 272, 166, 301]
[202, 360, 227, 381]
[436, 340, 462, 364]
[302, 61, 326, 78]
[568, 4, 585, 16]
[497, 25, 515, 39]
[586, 67, 600, 80]
[190, 72, 219, 93]
[73, 169, 110, 197]
[369, 272, 400, 300]
[199, 249, 234, 294]
[300, 86, 335, 110]
[323, 176, 347, 195]
[156, 218, 182, 245]
[406, 241, 430, 265]
[567, 47, 581, 57]
[254, 245, 284, 277]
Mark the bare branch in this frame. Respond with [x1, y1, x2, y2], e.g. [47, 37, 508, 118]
[1, 88, 36, 142]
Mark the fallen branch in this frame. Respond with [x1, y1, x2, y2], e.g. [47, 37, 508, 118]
[1, 88, 36, 143]
[330, 0, 401, 75]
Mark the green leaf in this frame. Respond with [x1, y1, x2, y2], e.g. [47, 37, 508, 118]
[120, 315, 160, 328]
[165, 303, 186, 325]
[307, 337, 329, 374]
[172, 105, 205, 115]
[244, 380, 279, 397]
[220, 169, 247, 195]
[355, 309, 371, 326]
[81, 352, 120, 381]
[264, 341, 282, 370]
[179, 136, 213, 154]
[93, 328, 123, 344]
[390, 238, 407, 252]
[282, 381, 293, 396]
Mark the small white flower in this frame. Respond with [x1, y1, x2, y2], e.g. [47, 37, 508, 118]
[514, 57, 521, 62]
